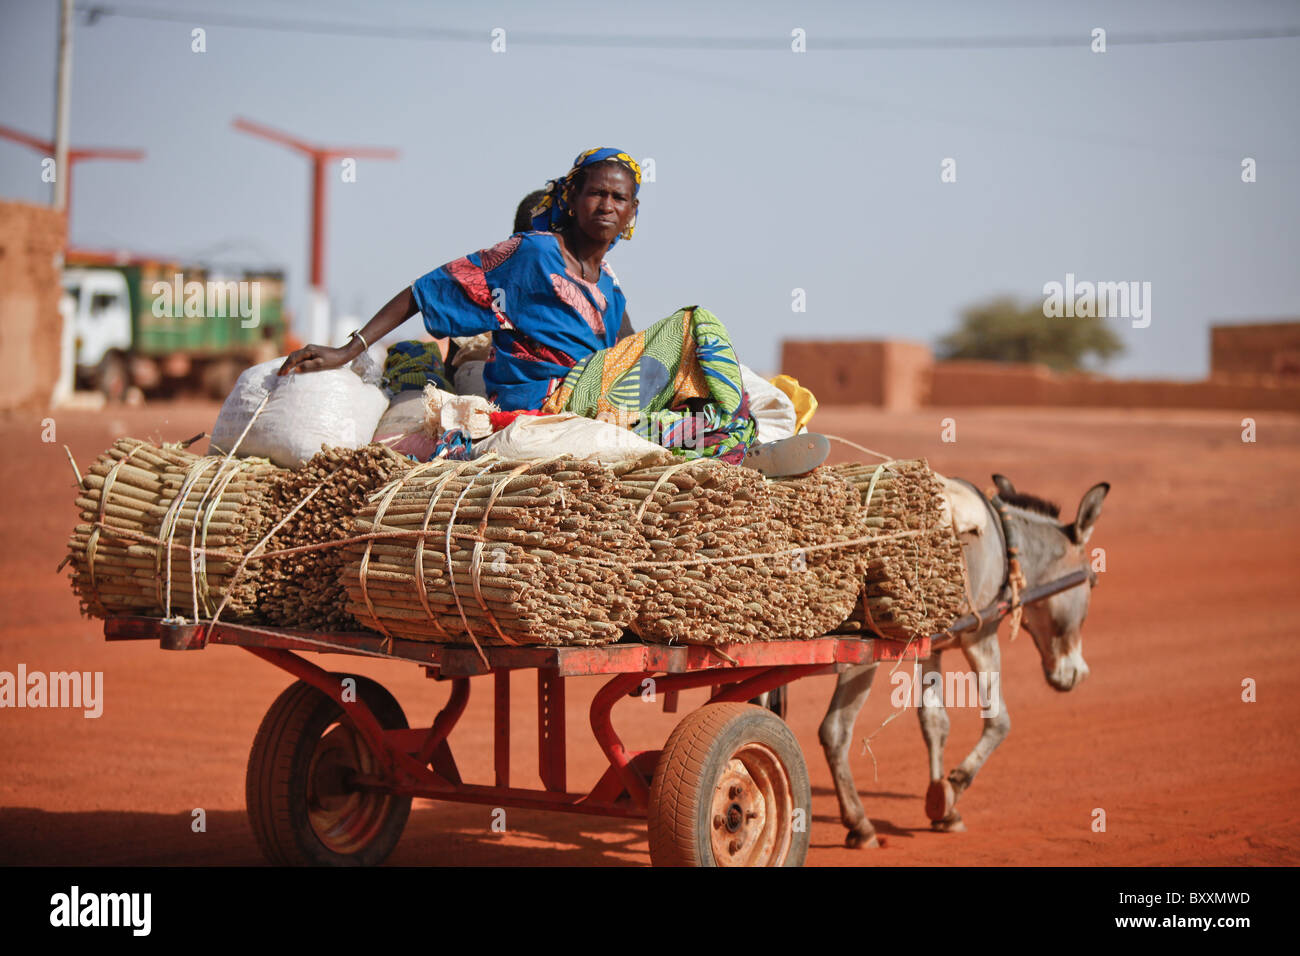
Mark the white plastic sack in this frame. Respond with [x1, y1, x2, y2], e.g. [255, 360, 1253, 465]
[453, 359, 488, 398]
[740, 364, 798, 443]
[473, 413, 665, 463]
[450, 332, 493, 367]
[208, 356, 389, 468]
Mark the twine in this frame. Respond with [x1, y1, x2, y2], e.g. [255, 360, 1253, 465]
[189, 456, 253, 619]
[1006, 556, 1028, 642]
[88, 439, 150, 589]
[469, 462, 534, 647]
[161, 388, 275, 621]
[78, 417, 948, 652]
[155, 456, 220, 616]
[857, 461, 893, 637]
[411, 464, 474, 642]
[634, 458, 713, 523]
[360, 459, 448, 642]
[205, 481, 326, 630]
[824, 434, 894, 462]
[444, 467, 489, 668]
[87, 515, 930, 571]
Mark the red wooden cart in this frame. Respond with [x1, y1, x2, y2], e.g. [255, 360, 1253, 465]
[104, 615, 929, 867]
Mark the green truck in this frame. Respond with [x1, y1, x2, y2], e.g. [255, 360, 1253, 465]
[62, 252, 289, 400]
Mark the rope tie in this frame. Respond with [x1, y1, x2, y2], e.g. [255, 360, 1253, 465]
[857, 462, 893, 637]
[206, 480, 326, 631]
[1005, 552, 1028, 642]
[82, 429, 967, 659]
[824, 434, 894, 461]
[468, 462, 534, 648]
[87, 513, 929, 570]
[155, 456, 221, 616]
[190, 457, 249, 618]
[444, 467, 490, 668]
[411, 463, 475, 642]
[88, 440, 149, 589]
[634, 458, 718, 523]
[361, 459, 446, 642]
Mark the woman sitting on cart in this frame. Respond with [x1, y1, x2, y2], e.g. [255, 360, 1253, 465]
[278, 146, 827, 474]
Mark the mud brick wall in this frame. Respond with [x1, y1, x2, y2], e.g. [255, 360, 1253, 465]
[0, 201, 66, 414]
[780, 340, 931, 409]
[781, 339, 1300, 412]
[1211, 322, 1300, 378]
[928, 360, 1300, 412]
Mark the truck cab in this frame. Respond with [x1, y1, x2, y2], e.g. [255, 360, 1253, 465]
[62, 267, 133, 399]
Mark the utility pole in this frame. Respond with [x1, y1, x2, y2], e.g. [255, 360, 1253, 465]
[51, 0, 74, 410]
[53, 0, 73, 212]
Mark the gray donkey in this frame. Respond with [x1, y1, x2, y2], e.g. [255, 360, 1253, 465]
[819, 474, 1109, 847]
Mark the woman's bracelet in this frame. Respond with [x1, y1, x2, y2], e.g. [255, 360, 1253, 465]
[348, 329, 369, 352]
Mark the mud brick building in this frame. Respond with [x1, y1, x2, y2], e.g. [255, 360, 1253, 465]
[0, 200, 67, 414]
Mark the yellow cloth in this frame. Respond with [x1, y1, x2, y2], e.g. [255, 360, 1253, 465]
[769, 374, 817, 432]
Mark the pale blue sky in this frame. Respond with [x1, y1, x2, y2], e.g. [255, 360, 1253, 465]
[2, 0, 1297, 378]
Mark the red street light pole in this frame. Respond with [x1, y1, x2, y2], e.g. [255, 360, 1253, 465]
[0, 124, 144, 239]
[231, 117, 399, 293]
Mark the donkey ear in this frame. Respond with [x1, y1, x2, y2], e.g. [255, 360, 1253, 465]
[992, 474, 1016, 497]
[1070, 482, 1110, 543]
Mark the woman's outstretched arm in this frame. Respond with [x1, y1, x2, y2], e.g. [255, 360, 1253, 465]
[278, 286, 419, 376]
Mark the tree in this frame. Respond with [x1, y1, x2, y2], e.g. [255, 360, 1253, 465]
[936, 296, 1124, 372]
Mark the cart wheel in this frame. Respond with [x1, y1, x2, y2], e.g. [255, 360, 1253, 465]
[246, 675, 412, 866]
[648, 702, 810, 867]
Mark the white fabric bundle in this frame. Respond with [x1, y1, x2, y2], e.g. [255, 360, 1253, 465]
[423, 384, 497, 440]
[740, 364, 798, 443]
[473, 413, 665, 462]
[208, 357, 389, 468]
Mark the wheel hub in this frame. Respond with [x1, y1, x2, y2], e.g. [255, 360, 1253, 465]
[708, 746, 793, 866]
[306, 722, 391, 854]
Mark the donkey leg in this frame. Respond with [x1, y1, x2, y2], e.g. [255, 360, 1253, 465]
[818, 662, 879, 848]
[938, 632, 1011, 830]
[917, 653, 959, 828]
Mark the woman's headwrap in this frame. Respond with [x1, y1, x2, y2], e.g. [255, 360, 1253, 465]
[530, 147, 641, 245]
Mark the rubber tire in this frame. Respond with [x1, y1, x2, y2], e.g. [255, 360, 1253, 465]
[246, 675, 412, 866]
[95, 352, 130, 403]
[648, 702, 810, 867]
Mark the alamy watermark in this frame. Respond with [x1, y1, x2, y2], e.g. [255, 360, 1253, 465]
[1042, 272, 1150, 328]
[50, 886, 150, 935]
[151, 273, 262, 328]
[890, 661, 1000, 718]
[0, 664, 103, 718]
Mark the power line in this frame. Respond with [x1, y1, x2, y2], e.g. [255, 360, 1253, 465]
[77, 5, 1300, 50]
[615, 57, 1300, 166]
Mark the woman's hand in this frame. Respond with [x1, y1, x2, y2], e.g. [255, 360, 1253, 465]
[276, 286, 420, 377]
[277, 343, 355, 376]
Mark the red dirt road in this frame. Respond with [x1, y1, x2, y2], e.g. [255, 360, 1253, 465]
[2, 402, 1297, 866]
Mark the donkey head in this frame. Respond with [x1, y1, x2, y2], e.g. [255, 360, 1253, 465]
[991, 475, 1109, 692]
